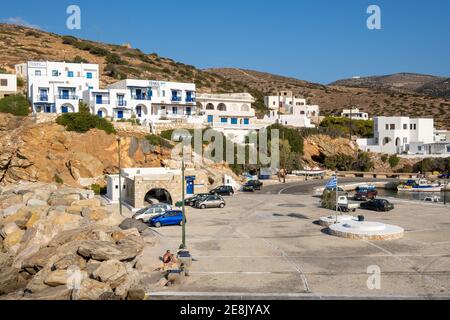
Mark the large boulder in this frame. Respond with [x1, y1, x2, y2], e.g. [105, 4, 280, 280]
[3, 229, 25, 253]
[72, 198, 101, 208]
[115, 268, 141, 299]
[24, 286, 72, 300]
[0, 194, 23, 211]
[44, 270, 71, 287]
[92, 259, 127, 289]
[77, 239, 143, 262]
[20, 247, 57, 274]
[119, 218, 149, 233]
[81, 207, 108, 222]
[72, 279, 112, 300]
[26, 199, 48, 208]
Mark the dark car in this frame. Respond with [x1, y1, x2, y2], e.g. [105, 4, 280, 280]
[210, 185, 234, 196]
[354, 188, 378, 201]
[439, 173, 450, 179]
[246, 180, 263, 190]
[184, 193, 210, 206]
[360, 199, 394, 212]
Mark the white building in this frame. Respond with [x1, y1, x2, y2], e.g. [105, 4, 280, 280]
[197, 92, 264, 143]
[0, 74, 17, 98]
[263, 91, 320, 128]
[17, 61, 99, 114]
[357, 116, 435, 155]
[102, 79, 197, 124]
[341, 108, 369, 120]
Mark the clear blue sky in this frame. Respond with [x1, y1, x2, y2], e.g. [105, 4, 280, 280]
[2, 0, 450, 84]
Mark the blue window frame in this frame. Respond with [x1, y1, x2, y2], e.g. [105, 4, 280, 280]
[35, 70, 41, 76]
[117, 111, 124, 119]
[220, 118, 228, 123]
[61, 106, 68, 113]
[186, 107, 192, 115]
[244, 118, 249, 125]
[231, 118, 238, 125]
[52, 70, 58, 77]
[97, 110, 103, 117]
[96, 95, 103, 104]
[86, 72, 93, 79]
[207, 115, 213, 123]
[172, 107, 178, 114]
[136, 106, 142, 117]
[68, 71, 74, 77]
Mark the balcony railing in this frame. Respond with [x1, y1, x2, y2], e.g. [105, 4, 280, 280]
[132, 94, 152, 101]
[36, 95, 49, 102]
[57, 94, 78, 100]
[116, 101, 127, 107]
[186, 97, 196, 103]
[95, 100, 110, 105]
[171, 96, 182, 102]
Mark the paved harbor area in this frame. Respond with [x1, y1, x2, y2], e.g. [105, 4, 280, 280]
[142, 181, 450, 299]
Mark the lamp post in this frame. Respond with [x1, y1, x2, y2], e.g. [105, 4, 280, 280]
[180, 138, 187, 250]
[117, 137, 123, 217]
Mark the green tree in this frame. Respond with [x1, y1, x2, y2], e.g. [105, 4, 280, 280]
[0, 94, 30, 116]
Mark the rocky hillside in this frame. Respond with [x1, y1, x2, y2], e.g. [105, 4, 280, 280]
[207, 68, 450, 129]
[330, 73, 450, 99]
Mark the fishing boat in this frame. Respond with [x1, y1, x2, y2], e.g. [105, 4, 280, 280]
[397, 179, 442, 192]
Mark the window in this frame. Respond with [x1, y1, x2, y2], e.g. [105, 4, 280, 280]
[52, 70, 58, 77]
[35, 70, 41, 76]
[0, 79, 7, 86]
[172, 107, 178, 114]
[162, 90, 165, 97]
[447, 146, 450, 153]
[414, 124, 417, 130]
[220, 118, 228, 123]
[86, 72, 93, 79]
[385, 124, 389, 130]
[418, 146, 422, 151]
[231, 118, 238, 125]
[403, 124, 407, 130]
[390, 124, 395, 130]
[410, 124, 413, 130]
[68, 71, 74, 77]
[403, 138, 407, 143]
[243, 118, 250, 125]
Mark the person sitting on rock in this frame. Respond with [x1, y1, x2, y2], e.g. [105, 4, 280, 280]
[162, 250, 178, 268]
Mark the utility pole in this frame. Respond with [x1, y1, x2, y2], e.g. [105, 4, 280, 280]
[348, 95, 354, 142]
[117, 137, 123, 217]
[180, 138, 187, 250]
[335, 172, 339, 224]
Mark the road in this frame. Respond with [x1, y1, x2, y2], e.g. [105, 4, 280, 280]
[143, 179, 450, 300]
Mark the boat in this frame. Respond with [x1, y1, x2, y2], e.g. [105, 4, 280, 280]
[423, 195, 441, 203]
[397, 179, 442, 192]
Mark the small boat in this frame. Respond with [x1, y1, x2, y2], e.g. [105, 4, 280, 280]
[397, 179, 442, 193]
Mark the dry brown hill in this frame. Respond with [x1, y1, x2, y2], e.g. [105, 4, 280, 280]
[206, 68, 450, 129]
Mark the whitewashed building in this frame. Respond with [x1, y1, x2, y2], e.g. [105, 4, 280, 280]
[17, 61, 99, 114]
[341, 108, 369, 120]
[0, 74, 17, 98]
[357, 116, 435, 155]
[263, 91, 320, 128]
[197, 92, 264, 142]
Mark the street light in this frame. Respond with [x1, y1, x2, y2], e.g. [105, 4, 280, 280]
[117, 137, 123, 217]
[180, 137, 187, 250]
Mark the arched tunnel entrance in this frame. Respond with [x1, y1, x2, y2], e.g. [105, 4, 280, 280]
[144, 188, 173, 205]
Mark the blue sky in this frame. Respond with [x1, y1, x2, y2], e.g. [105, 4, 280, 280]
[1, 0, 450, 84]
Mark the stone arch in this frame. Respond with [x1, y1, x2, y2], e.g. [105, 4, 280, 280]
[395, 137, 401, 147]
[241, 104, 250, 112]
[97, 107, 108, 118]
[136, 104, 147, 118]
[206, 103, 215, 110]
[217, 103, 227, 111]
[144, 188, 173, 205]
[382, 137, 391, 146]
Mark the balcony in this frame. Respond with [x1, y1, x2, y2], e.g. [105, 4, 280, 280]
[36, 95, 49, 102]
[132, 94, 151, 101]
[57, 94, 78, 100]
[116, 100, 128, 108]
[95, 99, 110, 105]
[171, 96, 182, 102]
[186, 97, 196, 103]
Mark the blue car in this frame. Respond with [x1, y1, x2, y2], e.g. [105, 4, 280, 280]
[149, 210, 185, 228]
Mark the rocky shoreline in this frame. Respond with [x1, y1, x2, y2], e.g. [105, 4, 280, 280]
[0, 181, 160, 300]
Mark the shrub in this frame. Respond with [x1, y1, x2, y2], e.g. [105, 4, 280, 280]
[146, 134, 173, 149]
[388, 155, 400, 168]
[72, 56, 89, 63]
[91, 184, 107, 195]
[56, 112, 116, 134]
[106, 53, 125, 65]
[320, 117, 374, 138]
[53, 174, 64, 184]
[62, 35, 78, 45]
[380, 154, 388, 163]
[16, 77, 25, 88]
[0, 94, 30, 116]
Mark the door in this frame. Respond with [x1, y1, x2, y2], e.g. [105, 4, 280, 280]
[97, 110, 103, 117]
[62, 89, 69, 99]
[117, 110, 124, 119]
[187, 180, 194, 195]
[136, 89, 142, 99]
[96, 95, 103, 104]
[186, 107, 192, 115]
[207, 115, 213, 123]
[61, 106, 68, 113]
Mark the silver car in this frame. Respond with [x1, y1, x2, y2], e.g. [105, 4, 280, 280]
[132, 203, 172, 222]
[195, 195, 226, 209]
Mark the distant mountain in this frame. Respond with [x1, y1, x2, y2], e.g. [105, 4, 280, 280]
[329, 73, 450, 99]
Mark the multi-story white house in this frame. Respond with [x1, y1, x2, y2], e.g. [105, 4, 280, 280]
[0, 74, 17, 98]
[197, 93, 264, 142]
[263, 91, 320, 128]
[16, 61, 99, 114]
[102, 79, 197, 123]
[357, 116, 435, 155]
[341, 108, 369, 120]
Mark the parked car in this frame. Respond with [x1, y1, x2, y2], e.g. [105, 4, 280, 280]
[149, 210, 184, 228]
[439, 173, 450, 179]
[354, 186, 378, 201]
[184, 193, 210, 206]
[336, 195, 359, 212]
[195, 195, 226, 209]
[132, 203, 172, 222]
[210, 185, 234, 196]
[245, 180, 263, 191]
[360, 199, 394, 212]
